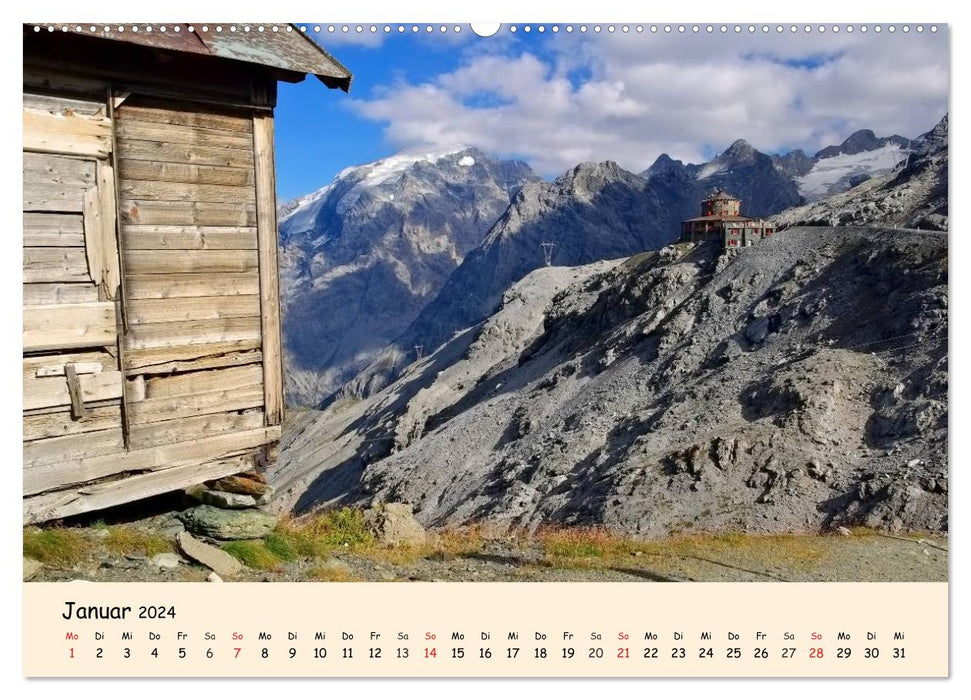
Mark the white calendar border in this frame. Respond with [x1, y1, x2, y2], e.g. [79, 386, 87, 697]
[2, 0, 965, 696]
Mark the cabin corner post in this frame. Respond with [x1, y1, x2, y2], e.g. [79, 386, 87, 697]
[252, 112, 284, 428]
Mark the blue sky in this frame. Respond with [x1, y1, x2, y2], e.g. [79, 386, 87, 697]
[274, 25, 948, 202]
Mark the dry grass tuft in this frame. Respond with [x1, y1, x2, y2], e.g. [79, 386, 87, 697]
[307, 562, 364, 582]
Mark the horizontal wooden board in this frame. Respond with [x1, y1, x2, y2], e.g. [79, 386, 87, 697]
[122, 225, 258, 250]
[24, 427, 125, 469]
[126, 294, 260, 324]
[23, 282, 99, 305]
[124, 272, 260, 299]
[23, 454, 257, 524]
[23, 302, 115, 352]
[23, 108, 111, 158]
[23, 182, 88, 212]
[23, 350, 115, 379]
[125, 342, 261, 374]
[23, 370, 123, 411]
[23, 213, 85, 247]
[116, 120, 254, 149]
[23, 425, 280, 496]
[23, 73, 110, 100]
[127, 384, 264, 424]
[118, 159, 254, 187]
[124, 317, 261, 350]
[144, 363, 263, 400]
[117, 103, 253, 133]
[34, 361, 103, 377]
[118, 179, 255, 204]
[23, 302, 116, 352]
[129, 410, 265, 449]
[23, 92, 105, 117]
[119, 199, 257, 227]
[22, 404, 121, 442]
[23, 153, 96, 187]
[23, 247, 90, 283]
[116, 139, 254, 168]
[124, 249, 258, 275]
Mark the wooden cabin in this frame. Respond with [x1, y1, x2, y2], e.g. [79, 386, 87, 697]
[22, 24, 351, 523]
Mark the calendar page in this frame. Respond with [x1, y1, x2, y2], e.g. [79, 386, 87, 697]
[19, 12, 950, 681]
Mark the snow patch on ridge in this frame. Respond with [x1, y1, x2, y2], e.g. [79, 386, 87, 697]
[797, 144, 908, 201]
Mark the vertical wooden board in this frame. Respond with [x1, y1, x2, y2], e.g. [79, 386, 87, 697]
[253, 113, 284, 426]
[82, 186, 104, 287]
[96, 160, 121, 299]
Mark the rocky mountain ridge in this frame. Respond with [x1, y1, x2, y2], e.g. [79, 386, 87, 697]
[773, 115, 947, 231]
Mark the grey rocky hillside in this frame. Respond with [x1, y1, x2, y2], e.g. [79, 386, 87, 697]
[774, 116, 948, 232]
[278, 148, 537, 406]
[338, 161, 683, 399]
[274, 226, 947, 536]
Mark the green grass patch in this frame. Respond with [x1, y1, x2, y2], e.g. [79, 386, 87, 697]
[301, 508, 374, 550]
[103, 527, 172, 557]
[222, 540, 282, 571]
[23, 528, 92, 567]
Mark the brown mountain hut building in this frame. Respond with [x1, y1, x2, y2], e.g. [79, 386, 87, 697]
[680, 190, 775, 248]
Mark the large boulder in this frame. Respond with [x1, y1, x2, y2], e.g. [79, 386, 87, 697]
[364, 503, 427, 547]
[178, 505, 277, 540]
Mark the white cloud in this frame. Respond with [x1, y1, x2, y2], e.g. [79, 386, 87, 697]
[348, 29, 948, 176]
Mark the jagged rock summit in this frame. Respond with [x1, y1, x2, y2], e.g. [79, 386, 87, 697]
[279, 147, 537, 406]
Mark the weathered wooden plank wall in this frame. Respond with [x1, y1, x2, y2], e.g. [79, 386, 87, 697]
[114, 96, 270, 456]
[22, 83, 282, 523]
